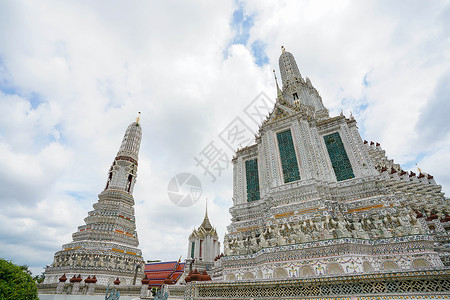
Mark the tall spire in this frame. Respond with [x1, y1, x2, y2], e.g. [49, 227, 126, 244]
[200, 199, 213, 231]
[278, 46, 302, 88]
[273, 69, 282, 99]
[43, 118, 145, 286]
[117, 118, 142, 163]
[136, 111, 141, 123]
[105, 117, 142, 194]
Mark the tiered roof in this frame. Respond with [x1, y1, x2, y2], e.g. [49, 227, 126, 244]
[144, 261, 185, 287]
[189, 207, 218, 239]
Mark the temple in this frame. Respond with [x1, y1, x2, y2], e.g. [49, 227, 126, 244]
[144, 261, 185, 288]
[42, 116, 145, 288]
[38, 48, 450, 299]
[211, 47, 450, 283]
[179, 204, 220, 282]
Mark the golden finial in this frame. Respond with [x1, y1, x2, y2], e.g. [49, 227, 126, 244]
[416, 164, 422, 174]
[281, 45, 285, 53]
[136, 112, 141, 123]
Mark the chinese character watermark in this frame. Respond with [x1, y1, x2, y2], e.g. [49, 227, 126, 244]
[168, 92, 275, 206]
[194, 92, 274, 183]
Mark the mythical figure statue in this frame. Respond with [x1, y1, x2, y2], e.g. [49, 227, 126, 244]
[249, 232, 259, 253]
[105, 284, 120, 300]
[351, 215, 369, 239]
[236, 237, 246, 255]
[259, 230, 270, 248]
[333, 213, 351, 238]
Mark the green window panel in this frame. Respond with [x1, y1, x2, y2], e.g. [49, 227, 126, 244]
[277, 129, 301, 183]
[191, 242, 195, 258]
[324, 132, 355, 181]
[245, 159, 260, 202]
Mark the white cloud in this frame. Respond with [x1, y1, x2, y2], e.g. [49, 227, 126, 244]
[0, 0, 449, 277]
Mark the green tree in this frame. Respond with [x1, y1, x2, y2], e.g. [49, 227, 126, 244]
[33, 273, 45, 284]
[0, 258, 38, 300]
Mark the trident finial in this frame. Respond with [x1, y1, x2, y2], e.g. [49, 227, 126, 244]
[136, 112, 141, 123]
[273, 69, 282, 98]
[416, 164, 422, 174]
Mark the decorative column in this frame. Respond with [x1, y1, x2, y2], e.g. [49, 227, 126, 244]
[140, 275, 150, 298]
[56, 274, 67, 294]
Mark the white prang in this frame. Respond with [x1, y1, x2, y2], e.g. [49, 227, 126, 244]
[43, 120, 145, 286]
[216, 47, 450, 282]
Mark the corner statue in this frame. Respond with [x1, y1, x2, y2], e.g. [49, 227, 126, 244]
[105, 284, 120, 300]
[154, 288, 168, 300]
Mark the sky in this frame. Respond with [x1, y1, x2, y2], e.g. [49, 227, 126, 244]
[0, 0, 449, 276]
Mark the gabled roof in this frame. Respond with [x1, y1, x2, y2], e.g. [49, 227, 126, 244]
[262, 102, 297, 127]
[144, 260, 185, 287]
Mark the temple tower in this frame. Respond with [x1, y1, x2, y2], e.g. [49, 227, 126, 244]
[184, 204, 220, 277]
[43, 116, 145, 286]
[278, 46, 302, 87]
[218, 48, 449, 281]
[277, 46, 328, 117]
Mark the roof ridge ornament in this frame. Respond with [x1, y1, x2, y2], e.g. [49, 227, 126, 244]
[281, 45, 285, 53]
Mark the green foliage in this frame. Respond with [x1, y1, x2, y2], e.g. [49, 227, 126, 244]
[33, 274, 45, 284]
[0, 258, 38, 300]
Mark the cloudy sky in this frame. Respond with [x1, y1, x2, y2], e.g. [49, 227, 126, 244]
[0, 0, 449, 276]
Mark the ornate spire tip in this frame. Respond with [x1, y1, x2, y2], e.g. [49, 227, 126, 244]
[416, 164, 422, 174]
[136, 112, 141, 123]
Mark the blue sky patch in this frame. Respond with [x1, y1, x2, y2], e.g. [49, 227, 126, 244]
[230, 4, 253, 45]
[363, 74, 370, 87]
[29, 92, 45, 109]
[0, 58, 45, 109]
[224, 2, 269, 67]
[0, 59, 18, 96]
[0, 85, 46, 110]
[251, 40, 269, 66]
[0, 84, 18, 96]
[403, 152, 427, 172]
[362, 71, 374, 87]
[67, 191, 89, 201]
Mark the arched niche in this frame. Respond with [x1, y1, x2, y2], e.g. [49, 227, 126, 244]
[300, 265, 315, 277]
[382, 261, 400, 270]
[226, 273, 236, 281]
[413, 258, 431, 269]
[256, 270, 263, 279]
[326, 263, 344, 275]
[273, 267, 288, 279]
[243, 272, 254, 280]
[362, 261, 374, 272]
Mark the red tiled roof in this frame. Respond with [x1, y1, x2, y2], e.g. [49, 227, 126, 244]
[144, 261, 185, 287]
